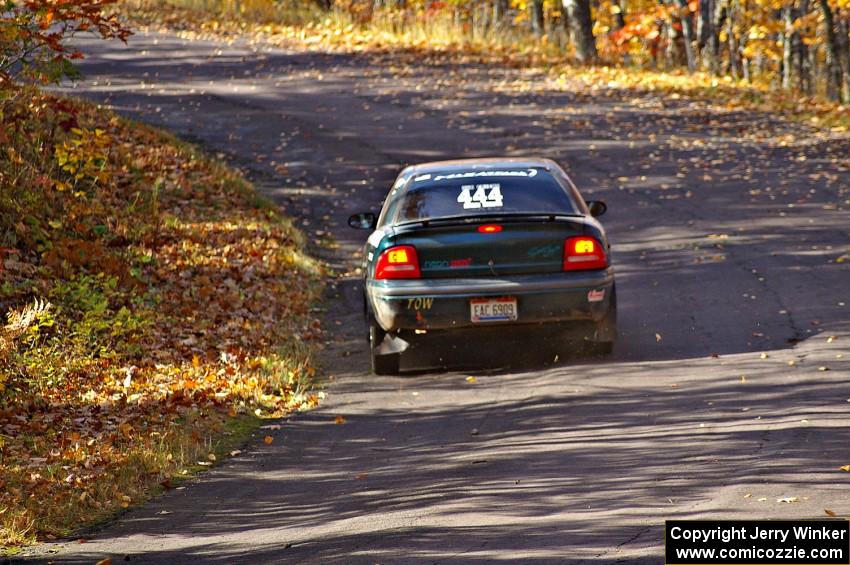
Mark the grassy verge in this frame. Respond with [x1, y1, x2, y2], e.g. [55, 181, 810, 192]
[0, 87, 324, 547]
[124, 1, 850, 132]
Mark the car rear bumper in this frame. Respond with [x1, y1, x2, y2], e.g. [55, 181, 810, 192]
[367, 268, 615, 334]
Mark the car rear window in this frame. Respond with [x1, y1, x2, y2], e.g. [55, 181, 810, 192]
[389, 168, 579, 223]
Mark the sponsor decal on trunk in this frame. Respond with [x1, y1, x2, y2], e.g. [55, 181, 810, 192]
[587, 289, 605, 302]
[407, 297, 434, 310]
[423, 259, 473, 269]
[528, 244, 560, 258]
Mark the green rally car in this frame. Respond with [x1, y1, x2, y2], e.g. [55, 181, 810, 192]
[348, 158, 616, 374]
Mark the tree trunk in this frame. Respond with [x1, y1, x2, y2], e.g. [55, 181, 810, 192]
[559, 2, 571, 49]
[697, 0, 713, 52]
[707, 0, 727, 73]
[738, 0, 751, 80]
[818, 0, 844, 101]
[782, 4, 796, 89]
[531, 0, 546, 36]
[493, 0, 509, 28]
[674, 0, 697, 70]
[613, 0, 627, 29]
[727, 0, 739, 78]
[837, 12, 850, 102]
[798, 0, 812, 93]
[665, 17, 678, 68]
[562, 0, 598, 62]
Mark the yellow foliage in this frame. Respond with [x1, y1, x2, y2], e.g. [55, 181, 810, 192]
[54, 128, 113, 185]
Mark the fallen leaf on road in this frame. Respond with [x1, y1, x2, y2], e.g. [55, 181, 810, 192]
[777, 497, 799, 503]
[95, 559, 112, 565]
[757, 497, 768, 501]
[465, 376, 477, 383]
[655, 332, 662, 342]
[229, 450, 242, 457]
[334, 416, 346, 424]
[354, 473, 368, 480]
[825, 509, 837, 517]
[818, 366, 829, 371]
[263, 435, 274, 445]
[840, 465, 850, 471]
[740, 375, 747, 383]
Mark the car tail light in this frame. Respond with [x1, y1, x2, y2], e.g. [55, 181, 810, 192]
[375, 245, 421, 279]
[563, 236, 608, 271]
[477, 224, 503, 234]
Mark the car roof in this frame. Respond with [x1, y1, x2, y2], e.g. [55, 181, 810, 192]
[404, 157, 559, 176]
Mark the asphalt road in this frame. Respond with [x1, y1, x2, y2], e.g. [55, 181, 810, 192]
[24, 31, 850, 564]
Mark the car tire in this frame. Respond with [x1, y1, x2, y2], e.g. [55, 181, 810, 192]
[369, 316, 401, 375]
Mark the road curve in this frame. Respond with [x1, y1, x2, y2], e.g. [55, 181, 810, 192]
[24, 31, 850, 564]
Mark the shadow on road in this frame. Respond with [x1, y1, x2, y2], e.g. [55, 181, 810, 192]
[32, 335, 849, 563]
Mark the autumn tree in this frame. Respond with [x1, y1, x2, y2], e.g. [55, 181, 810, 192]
[289, 0, 850, 102]
[0, 0, 131, 87]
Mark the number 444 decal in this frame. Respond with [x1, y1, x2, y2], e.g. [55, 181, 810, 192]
[458, 183, 503, 209]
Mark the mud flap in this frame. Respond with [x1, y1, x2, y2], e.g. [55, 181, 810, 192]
[376, 332, 410, 355]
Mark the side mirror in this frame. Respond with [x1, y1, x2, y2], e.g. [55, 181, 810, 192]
[587, 200, 607, 218]
[348, 212, 377, 230]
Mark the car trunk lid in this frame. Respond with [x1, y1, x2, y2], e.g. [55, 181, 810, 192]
[391, 217, 585, 278]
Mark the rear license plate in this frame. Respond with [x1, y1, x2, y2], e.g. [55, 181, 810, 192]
[470, 298, 518, 323]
